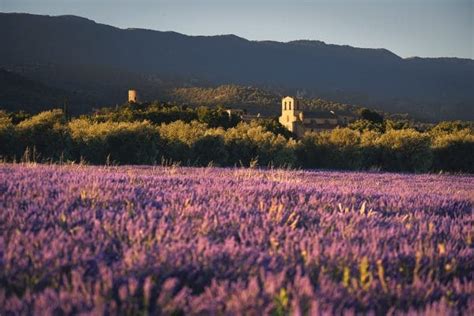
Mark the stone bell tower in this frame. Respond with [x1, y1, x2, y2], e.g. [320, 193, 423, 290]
[279, 96, 302, 133]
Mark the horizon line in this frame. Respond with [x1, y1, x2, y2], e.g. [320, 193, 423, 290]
[3, 11, 473, 61]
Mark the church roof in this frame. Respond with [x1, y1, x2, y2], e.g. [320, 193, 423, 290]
[335, 110, 357, 117]
[303, 111, 337, 119]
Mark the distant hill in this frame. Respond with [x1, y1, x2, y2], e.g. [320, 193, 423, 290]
[169, 85, 278, 115]
[0, 67, 361, 118]
[0, 13, 473, 121]
[0, 68, 69, 113]
[168, 85, 363, 117]
[4, 63, 170, 110]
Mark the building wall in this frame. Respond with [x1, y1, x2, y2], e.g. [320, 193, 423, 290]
[338, 115, 357, 125]
[128, 90, 138, 103]
[279, 96, 345, 137]
[279, 96, 302, 133]
[303, 118, 338, 125]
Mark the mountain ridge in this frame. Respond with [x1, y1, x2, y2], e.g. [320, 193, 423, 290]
[0, 12, 473, 121]
[8, 12, 472, 62]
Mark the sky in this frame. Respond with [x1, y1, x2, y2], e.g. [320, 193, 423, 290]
[1, 0, 473, 59]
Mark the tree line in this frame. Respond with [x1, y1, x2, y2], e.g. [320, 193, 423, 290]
[0, 104, 472, 173]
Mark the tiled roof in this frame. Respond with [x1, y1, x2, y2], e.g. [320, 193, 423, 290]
[303, 111, 337, 119]
[335, 110, 357, 117]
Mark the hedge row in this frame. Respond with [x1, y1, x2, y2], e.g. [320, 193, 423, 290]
[0, 110, 473, 172]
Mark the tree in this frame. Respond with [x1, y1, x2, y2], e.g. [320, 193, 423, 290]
[191, 135, 228, 166]
[358, 108, 384, 124]
[431, 129, 474, 172]
[0, 111, 16, 159]
[257, 118, 295, 139]
[16, 109, 70, 161]
[69, 119, 160, 164]
[377, 129, 432, 172]
[197, 106, 240, 128]
[349, 119, 385, 133]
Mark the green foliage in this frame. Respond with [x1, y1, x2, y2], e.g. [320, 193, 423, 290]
[192, 135, 228, 166]
[303, 98, 358, 114]
[171, 85, 363, 118]
[384, 119, 411, 131]
[256, 118, 295, 139]
[0, 111, 16, 159]
[171, 85, 278, 109]
[158, 120, 209, 164]
[298, 128, 439, 172]
[349, 119, 384, 133]
[196, 106, 240, 128]
[8, 111, 32, 124]
[224, 122, 297, 167]
[359, 130, 383, 169]
[296, 128, 363, 170]
[272, 288, 290, 316]
[69, 119, 160, 164]
[158, 120, 208, 146]
[327, 128, 363, 169]
[429, 121, 473, 135]
[158, 121, 296, 167]
[376, 129, 433, 172]
[431, 129, 474, 172]
[92, 102, 198, 125]
[0, 107, 472, 173]
[92, 102, 241, 129]
[16, 109, 70, 161]
[358, 108, 384, 124]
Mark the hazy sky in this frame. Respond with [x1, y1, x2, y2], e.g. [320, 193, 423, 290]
[1, 0, 473, 59]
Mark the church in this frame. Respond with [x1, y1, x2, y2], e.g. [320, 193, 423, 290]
[278, 96, 353, 137]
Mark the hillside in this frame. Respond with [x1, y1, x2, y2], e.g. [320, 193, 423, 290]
[0, 68, 363, 118]
[1, 13, 473, 121]
[169, 85, 278, 115]
[168, 85, 362, 117]
[0, 68, 70, 113]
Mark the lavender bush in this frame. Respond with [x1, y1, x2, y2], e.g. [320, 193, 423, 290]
[0, 164, 473, 315]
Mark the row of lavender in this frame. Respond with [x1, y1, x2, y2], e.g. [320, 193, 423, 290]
[0, 164, 473, 314]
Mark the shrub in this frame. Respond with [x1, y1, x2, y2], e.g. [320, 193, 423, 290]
[197, 106, 240, 129]
[349, 119, 384, 133]
[358, 108, 384, 124]
[377, 129, 433, 172]
[158, 121, 298, 167]
[430, 121, 473, 135]
[158, 120, 208, 145]
[431, 129, 474, 172]
[327, 128, 362, 169]
[2, 108, 472, 173]
[359, 130, 383, 169]
[295, 133, 326, 169]
[69, 119, 160, 164]
[296, 128, 362, 170]
[158, 121, 208, 163]
[16, 109, 69, 161]
[256, 118, 295, 139]
[224, 122, 296, 167]
[0, 111, 16, 160]
[191, 134, 228, 166]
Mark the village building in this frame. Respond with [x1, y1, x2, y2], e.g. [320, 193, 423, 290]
[225, 108, 263, 122]
[225, 109, 245, 118]
[279, 96, 355, 137]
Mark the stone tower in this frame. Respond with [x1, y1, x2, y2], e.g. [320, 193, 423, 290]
[128, 89, 138, 103]
[279, 96, 302, 134]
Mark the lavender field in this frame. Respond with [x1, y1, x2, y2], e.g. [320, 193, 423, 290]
[0, 164, 473, 315]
